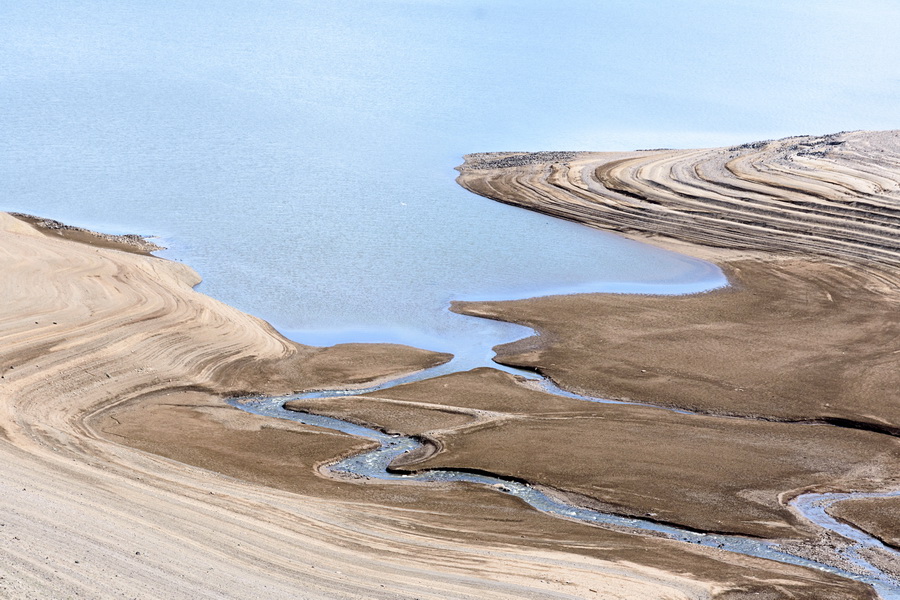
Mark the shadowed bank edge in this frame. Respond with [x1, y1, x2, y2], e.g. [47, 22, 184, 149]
[1, 130, 898, 599]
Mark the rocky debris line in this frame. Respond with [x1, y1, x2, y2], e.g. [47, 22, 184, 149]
[457, 130, 900, 267]
[459, 151, 580, 171]
[728, 132, 850, 158]
[728, 139, 775, 151]
[10, 212, 165, 253]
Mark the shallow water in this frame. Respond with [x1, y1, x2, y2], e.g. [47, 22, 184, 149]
[0, 0, 733, 357]
[4, 2, 900, 354]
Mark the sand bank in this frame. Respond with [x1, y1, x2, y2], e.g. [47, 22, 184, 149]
[457, 131, 900, 266]
[5, 130, 898, 599]
[448, 130, 900, 581]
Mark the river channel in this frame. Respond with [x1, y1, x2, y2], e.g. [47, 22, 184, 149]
[231, 313, 900, 600]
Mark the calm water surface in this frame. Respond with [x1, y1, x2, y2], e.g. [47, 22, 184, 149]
[3, 1, 898, 352]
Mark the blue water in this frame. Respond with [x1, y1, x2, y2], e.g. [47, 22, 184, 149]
[3, 1, 899, 354]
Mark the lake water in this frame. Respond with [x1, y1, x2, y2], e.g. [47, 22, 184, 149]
[3, 0, 898, 356]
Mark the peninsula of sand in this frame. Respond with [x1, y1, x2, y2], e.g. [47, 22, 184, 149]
[1, 130, 898, 599]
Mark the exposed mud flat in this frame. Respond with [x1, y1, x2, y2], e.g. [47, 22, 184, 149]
[447, 130, 900, 596]
[454, 259, 900, 433]
[298, 368, 896, 540]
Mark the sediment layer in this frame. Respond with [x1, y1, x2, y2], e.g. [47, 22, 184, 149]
[6, 130, 899, 599]
[457, 131, 900, 265]
[454, 132, 900, 431]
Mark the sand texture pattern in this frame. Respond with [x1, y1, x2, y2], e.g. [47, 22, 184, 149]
[452, 130, 900, 590]
[457, 131, 900, 265]
[1, 212, 802, 600]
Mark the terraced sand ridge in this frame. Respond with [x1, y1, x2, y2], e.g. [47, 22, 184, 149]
[457, 131, 900, 266]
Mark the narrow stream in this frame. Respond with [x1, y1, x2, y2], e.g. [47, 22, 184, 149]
[230, 313, 900, 599]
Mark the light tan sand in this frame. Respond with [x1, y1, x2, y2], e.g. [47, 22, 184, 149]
[458, 131, 900, 265]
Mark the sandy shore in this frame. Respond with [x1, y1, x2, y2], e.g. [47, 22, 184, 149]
[457, 131, 900, 266]
[4, 131, 898, 599]
[4, 211, 836, 600]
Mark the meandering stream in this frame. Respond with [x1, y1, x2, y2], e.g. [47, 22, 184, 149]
[230, 317, 900, 600]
